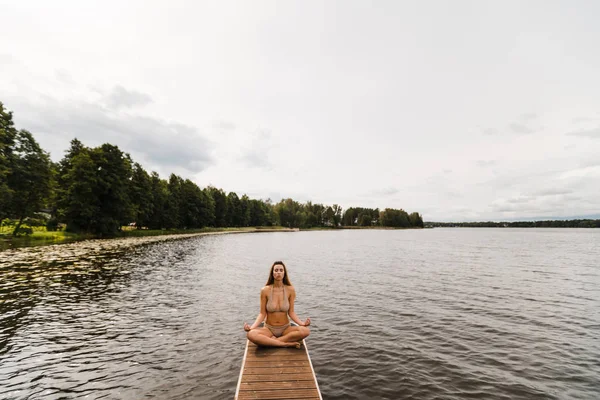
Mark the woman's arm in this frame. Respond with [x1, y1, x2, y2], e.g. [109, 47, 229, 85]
[287, 286, 310, 327]
[245, 287, 268, 330]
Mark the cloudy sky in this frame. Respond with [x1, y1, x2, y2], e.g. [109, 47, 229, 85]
[1, 1, 599, 222]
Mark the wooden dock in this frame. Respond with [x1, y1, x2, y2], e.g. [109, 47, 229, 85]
[234, 339, 322, 399]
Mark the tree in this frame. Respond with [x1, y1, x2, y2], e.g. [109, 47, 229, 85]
[0, 102, 17, 220]
[199, 187, 216, 227]
[147, 172, 169, 230]
[380, 208, 410, 227]
[207, 186, 228, 227]
[179, 179, 215, 228]
[331, 204, 343, 227]
[248, 199, 272, 226]
[227, 192, 241, 226]
[129, 163, 153, 228]
[342, 207, 357, 226]
[61, 143, 133, 234]
[7, 130, 52, 235]
[324, 206, 335, 226]
[55, 139, 86, 221]
[180, 179, 201, 228]
[274, 198, 303, 227]
[91, 144, 133, 234]
[63, 149, 99, 232]
[409, 212, 424, 228]
[240, 194, 251, 227]
[165, 174, 183, 229]
[359, 214, 371, 226]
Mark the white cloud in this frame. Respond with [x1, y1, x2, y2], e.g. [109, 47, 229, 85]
[6, 93, 215, 175]
[1, 0, 600, 221]
[567, 127, 600, 139]
[105, 85, 153, 109]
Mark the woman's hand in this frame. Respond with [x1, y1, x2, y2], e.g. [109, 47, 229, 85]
[303, 317, 311, 327]
[244, 322, 251, 332]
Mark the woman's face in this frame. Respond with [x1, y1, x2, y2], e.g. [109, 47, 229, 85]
[273, 265, 285, 281]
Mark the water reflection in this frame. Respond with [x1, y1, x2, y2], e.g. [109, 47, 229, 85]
[0, 236, 82, 251]
[1, 229, 599, 399]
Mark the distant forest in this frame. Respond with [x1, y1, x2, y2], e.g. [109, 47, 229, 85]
[426, 220, 600, 228]
[0, 101, 423, 236]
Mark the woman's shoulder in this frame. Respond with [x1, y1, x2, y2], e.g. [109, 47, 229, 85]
[260, 285, 271, 293]
[286, 284, 296, 293]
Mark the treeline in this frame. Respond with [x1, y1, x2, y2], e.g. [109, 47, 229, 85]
[427, 220, 600, 228]
[0, 101, 423, 236]
[342, 207, 423, 228]
[275, 203, 423, 229]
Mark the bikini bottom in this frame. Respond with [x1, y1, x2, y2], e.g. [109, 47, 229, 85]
[265, 322, 290, 338]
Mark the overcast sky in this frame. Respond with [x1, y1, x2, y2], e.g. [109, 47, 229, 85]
[1, 0, 599, 222]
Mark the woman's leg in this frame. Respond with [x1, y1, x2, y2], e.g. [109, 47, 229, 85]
[247, 327, 300, 348]
[276, 326, 310, 343]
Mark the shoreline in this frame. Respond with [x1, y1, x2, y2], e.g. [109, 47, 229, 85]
[0, 225, 427, 251]
[299, 226, 423, 231]
[0, 227, 299, 252]
[0, 228, 299, 267]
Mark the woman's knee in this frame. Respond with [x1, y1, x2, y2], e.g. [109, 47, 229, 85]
[300, 326, 310, 338]
[247, 330, 258, 341]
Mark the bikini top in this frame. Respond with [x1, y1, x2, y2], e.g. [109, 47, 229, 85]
[266, 284, 290, 313]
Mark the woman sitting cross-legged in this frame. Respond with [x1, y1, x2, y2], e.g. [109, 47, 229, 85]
[243, 261, 311, 348]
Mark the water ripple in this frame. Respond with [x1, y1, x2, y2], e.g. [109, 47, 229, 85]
[1, 228, 599, 399]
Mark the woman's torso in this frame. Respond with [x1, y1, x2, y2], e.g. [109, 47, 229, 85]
[265, 284, 290, 326]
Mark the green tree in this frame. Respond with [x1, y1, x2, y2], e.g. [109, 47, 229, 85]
[165, 174, 182, 228]
[91, 144, 133, 234]
[409, 212, 424, 228]
[274, 198, 303, 227]
[331, 204, 343, 227]
[179, 179, 214, 228]
[359, 214, 371, 226]
[0, 102, 17, 220]
[147, 172, 169, 230]
[180, 179, 201, 228]
[342, 207, 357, 226]
[63, 149, 99, 232]
[199, 187, 216, 227]
[240, 194, 251, 227]
[7, 130, 52, 235]
[55, 139, 85, 221]
[129, 163, 153, 228]
[207, 186, 228, 227]
[227, 192, 241, 226]
[324, 206, 335, 226]
[381, 208, 410, 227]
[248, 199, 272, 226]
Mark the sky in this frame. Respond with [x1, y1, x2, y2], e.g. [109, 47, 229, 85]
[1, 0, 599, 222]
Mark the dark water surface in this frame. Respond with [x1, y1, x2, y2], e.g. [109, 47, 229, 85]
[1, 228, 599, 399]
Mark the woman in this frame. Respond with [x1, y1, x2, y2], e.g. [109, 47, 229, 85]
[244, 261, 311, 348]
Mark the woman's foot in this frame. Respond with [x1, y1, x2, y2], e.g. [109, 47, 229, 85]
[282, 341, 302, 349]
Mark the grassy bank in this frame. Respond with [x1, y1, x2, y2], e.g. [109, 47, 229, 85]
[0, 230, 84, 241]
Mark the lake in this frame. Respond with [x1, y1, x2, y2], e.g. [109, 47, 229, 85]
[1, 228, 599, 399]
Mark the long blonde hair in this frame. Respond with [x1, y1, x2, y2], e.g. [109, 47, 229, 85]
[265, 260, 292, 286]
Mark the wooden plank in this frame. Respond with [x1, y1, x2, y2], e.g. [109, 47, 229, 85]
[304, 340, 323, 400]
[235, 336, 322, 400]
[237, 389, 321, 399]
[246, 354, 307, 361]
[244, 361, 310, 368]
[246, 350, 305, 357]
[243, 366, 313, 375]
[239, 373, 315, 382]
[239, 381, 317, 391]
[234, 340, 250, 398]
